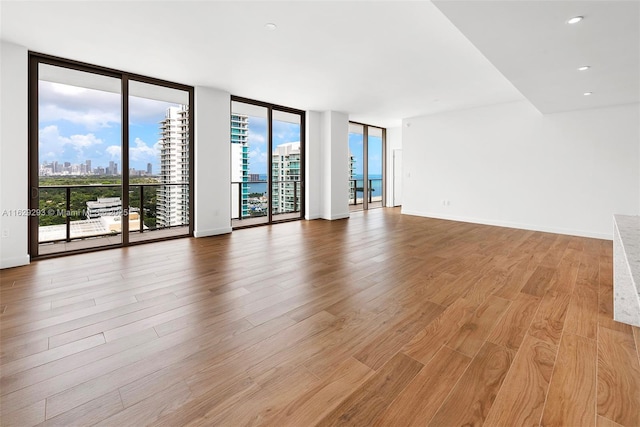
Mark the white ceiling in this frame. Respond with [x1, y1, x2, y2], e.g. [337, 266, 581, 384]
[1, 1, 637, 126]
[434, 0, 640, 114]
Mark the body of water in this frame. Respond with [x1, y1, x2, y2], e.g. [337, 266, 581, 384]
[352, 174, 382, 200]
[244, 174, 383, 200]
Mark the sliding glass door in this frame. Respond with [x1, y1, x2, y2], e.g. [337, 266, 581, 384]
[35, 63, 124, 255]
[128, 81, 191, 243]
[348, 122, 386, 211]
[29, 54, 193, 258]
[367, 126, 384, 209]
[230, 100, 269, 227]
[271, 110, 302, 221]
[231, 97, 305, 228]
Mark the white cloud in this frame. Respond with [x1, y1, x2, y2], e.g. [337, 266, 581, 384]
[129, 137, 158, 161]
[68, 133, 103, 148]
[39, 81, 121, 131]
[39, 125, 62, 147]
[39, 125, 103, 160]
[106, 145, 121, 158]
[248, 147, 268, 165]
[248, 132, 266, 144]
[39, 104, 120, 131]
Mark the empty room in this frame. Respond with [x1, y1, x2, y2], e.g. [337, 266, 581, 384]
[1, 1, 639, 426]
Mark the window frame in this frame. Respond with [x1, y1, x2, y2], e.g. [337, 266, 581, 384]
[28, 52, 195, 259]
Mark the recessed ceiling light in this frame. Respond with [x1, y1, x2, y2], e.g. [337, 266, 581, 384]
[578, 66, 591, 71]
[264, 23, 277, 30]
[584, 92, 593, 96]
[567, 16, 584, 24]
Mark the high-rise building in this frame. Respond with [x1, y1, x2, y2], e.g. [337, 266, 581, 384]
[272, 142, 301, 215]
[231, 114, 249, 218]
[147, 162, 152, 175]
[157, 105, 189, 228]
[349, 152, 356, 202]
[107, 161, 118, 176]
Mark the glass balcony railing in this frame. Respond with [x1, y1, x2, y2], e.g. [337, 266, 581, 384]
[37, 183, 189, 243]
[349, 178, 383, 207]
[231, 180, 301, 221]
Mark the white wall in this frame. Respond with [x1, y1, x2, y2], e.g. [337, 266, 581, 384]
[193, 86, 232, 237]
[0, 41, 30, 269]
[320, 111, 349, 220]
[305, 111, 322, 220]
[386, 126, 402, 207]
[403, 100, 640, 239]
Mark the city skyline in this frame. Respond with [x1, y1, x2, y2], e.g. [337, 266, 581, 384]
[38, 159, 153, 176]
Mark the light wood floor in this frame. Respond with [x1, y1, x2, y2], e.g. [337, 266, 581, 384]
[1, 208, 639, 426]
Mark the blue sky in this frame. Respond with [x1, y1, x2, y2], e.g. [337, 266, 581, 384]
[349, 133, 383, 177]
[39, 80, 377, 178]
[39, 81, 178, 173]
[245, 116, 301, 175]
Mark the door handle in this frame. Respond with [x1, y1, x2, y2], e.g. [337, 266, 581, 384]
[31, 186, 39, 199]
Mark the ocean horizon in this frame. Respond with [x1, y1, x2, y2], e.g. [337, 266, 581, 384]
[245, 174, 383, 199]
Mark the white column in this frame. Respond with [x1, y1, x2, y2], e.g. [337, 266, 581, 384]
[386, 126, 402, 207]
[320, 111, 349, 220]
[193, 86, 232, 237]
[0, 42, 30, 268]
[305, 111, 322, 220]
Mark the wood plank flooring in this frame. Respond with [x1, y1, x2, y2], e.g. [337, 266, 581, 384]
[1, 208, 639, 426]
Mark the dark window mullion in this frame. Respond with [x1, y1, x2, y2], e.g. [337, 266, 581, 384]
[29, 53, 194, 259]
[28, 54, 40, 258]
[363, 125, 369, 211]
[188, 89, 195, 236]
[268, 107, 273, 224]
[121, 76, 130, 244]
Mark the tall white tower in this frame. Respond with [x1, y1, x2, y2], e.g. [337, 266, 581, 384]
[157, 105, 189, 228]
[272, 141, 301, 215]
[231, 114, 249, 218]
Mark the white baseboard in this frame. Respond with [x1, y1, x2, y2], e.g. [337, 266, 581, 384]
[194, 227, 232, 238]
[325, 213, 350, 221]
[401, 209, 611, 240]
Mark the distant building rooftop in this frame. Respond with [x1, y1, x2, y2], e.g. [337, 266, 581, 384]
[39, 213, 144, 242]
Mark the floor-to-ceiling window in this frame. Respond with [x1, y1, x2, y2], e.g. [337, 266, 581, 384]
[29, 54, 194, 258]
[271, 110, 302, 221]
[128, 80, 192, 244]
[231, 97, 305, 228]
[348, 122, 386, 211]
[230, 100, 269, 227]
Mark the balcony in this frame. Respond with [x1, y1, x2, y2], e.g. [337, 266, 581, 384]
[231, 180, 301, 228]
[37, 183, 190, 255]
[349, 178, 383, 211]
